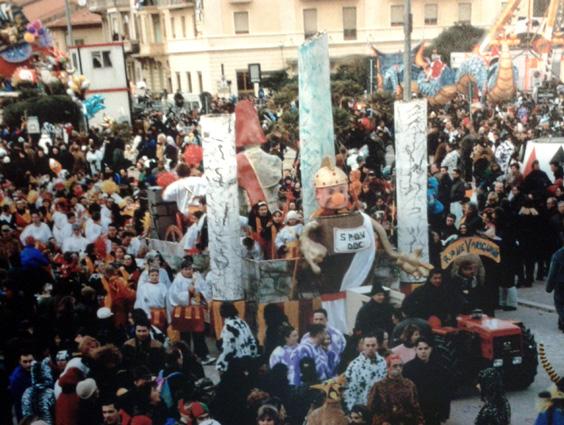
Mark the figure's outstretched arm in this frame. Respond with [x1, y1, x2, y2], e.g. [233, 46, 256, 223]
[371, 218, 433, 279]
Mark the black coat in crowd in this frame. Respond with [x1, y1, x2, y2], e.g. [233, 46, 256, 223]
[403, 355, 452, 425]
[354, 298, 395, 336]
[402, 282, 464, 326]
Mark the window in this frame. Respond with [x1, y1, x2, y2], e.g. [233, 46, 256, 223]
[236, 70, 252, 95]
[181, 16, 186, 38]
[533, 0, 550, 16]
[122, 13, 130, 39]
[424, 4, 438, 25]
[391, 5, 404, 26]
[73, 39, 84, 46]
[176, 72, 182, 91]
[143, 16, 150, 43]
[170, 17, 176, 39]
[135, 15, 142, 42]
[234, 11, 249, 34]
[158, 62, 164, 91]
[92, 50, 112, 68]
[458, 3, 471, 24]
[197, 71, 203, 93]
[111, 16, 119, 35]
[303, 8, 317, 39]
[152, 14, 162, 42]
[71, 52, 78, 70]
[343, 7, 357, 40]
[186, 71, 192, 92]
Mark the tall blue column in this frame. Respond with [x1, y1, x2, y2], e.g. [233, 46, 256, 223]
[298, 33, 336, 221]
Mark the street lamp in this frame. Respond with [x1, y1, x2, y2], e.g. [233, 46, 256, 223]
[65, 0, 88, 48]
[64, 0, 74, 48]
[403, 0, 412, 101]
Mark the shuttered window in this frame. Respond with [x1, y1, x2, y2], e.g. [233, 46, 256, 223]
[343, 7, 357, 40]
[459, 3, 471, 24]
[391, 5, 404, 26]
[304, 8, 317, 39]
[234, 11, 249, 34]
[424, 4, 438, 25]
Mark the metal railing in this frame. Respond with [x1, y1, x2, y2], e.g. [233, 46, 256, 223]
[155, 0, 193, 6]
[88, 0, 130, 11]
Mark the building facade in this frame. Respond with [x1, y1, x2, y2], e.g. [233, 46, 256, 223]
[86, 0, 534, 96]
[47, 9, 105, 51]
[69, 42, 132, 125]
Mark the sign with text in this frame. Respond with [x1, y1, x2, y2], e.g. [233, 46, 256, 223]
[440, 237, 501, 269]
[334, 226, 370, 253]
[536, 87, 556, 103]
[248, 63, 261, 83]
[27, 116, 40, 134]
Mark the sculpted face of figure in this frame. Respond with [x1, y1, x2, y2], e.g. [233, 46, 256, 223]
[315, 183, 349, 210]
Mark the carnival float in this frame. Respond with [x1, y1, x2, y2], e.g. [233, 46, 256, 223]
[0, 2, 104, 123]
[372, 0, 564, 105]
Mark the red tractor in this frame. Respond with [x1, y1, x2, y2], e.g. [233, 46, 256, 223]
[432, 311, 538, 390]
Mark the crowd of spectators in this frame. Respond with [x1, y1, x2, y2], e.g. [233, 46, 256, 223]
[0, 87, 563, 425]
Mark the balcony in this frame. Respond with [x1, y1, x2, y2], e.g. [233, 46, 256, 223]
[136, 42, 166, 57]
[88, 0, 130, 13]
[123, 39, 140, 54]
[156, 0, 193, 7]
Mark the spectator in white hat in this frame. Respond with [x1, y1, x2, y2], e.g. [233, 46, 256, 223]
[275, 210, 303, 258]
[76, 378, 101, 425]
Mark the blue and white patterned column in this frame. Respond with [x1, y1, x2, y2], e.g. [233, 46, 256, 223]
[298, 33, 336, 221]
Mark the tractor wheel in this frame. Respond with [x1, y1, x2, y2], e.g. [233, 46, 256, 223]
[165, 225, 184, 242]
[433, 334, 463, 390]
[504, 326, 538, 390]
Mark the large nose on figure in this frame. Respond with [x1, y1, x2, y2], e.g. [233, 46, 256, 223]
[328, 192, 347, 208]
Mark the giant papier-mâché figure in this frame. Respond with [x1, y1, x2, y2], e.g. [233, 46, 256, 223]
[300, 157, 432, 293]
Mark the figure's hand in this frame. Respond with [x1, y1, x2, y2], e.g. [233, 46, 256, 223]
[300, 220, 327, 274]
[395, 248, 434, 279]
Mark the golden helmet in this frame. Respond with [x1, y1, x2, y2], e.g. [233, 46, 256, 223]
[314, 157, 348, 188]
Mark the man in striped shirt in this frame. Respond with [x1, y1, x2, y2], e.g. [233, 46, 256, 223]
[290, 324, 329, 385]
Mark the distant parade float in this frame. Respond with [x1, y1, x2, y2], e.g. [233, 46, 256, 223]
[0, 2, 105, 120]
[371, 0, 564, 104]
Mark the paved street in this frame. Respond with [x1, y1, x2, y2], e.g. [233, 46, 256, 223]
[448, 282, 563, 424]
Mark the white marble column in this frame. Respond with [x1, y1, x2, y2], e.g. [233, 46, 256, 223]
[394, 99, 429, 282]
[201, 114, 243, 300]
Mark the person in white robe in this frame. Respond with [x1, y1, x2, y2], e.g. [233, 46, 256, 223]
[183, 213, 206, 253]
[20, 212, 53, 245]
[275, 211, 303, 257]
[86, 143, 105, 175]
[137, 253, 172, 288]
[62, 224, 88, 254]
[134, 268, 168, 330]
[167, 259, 214, 363]
[162, 164, 207, 215]
[52, 203, 69, 245]
[84, 213, 103, 244]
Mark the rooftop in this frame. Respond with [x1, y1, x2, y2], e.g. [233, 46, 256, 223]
[13, 0, 79, 25]
[48, 8, 102, 28]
